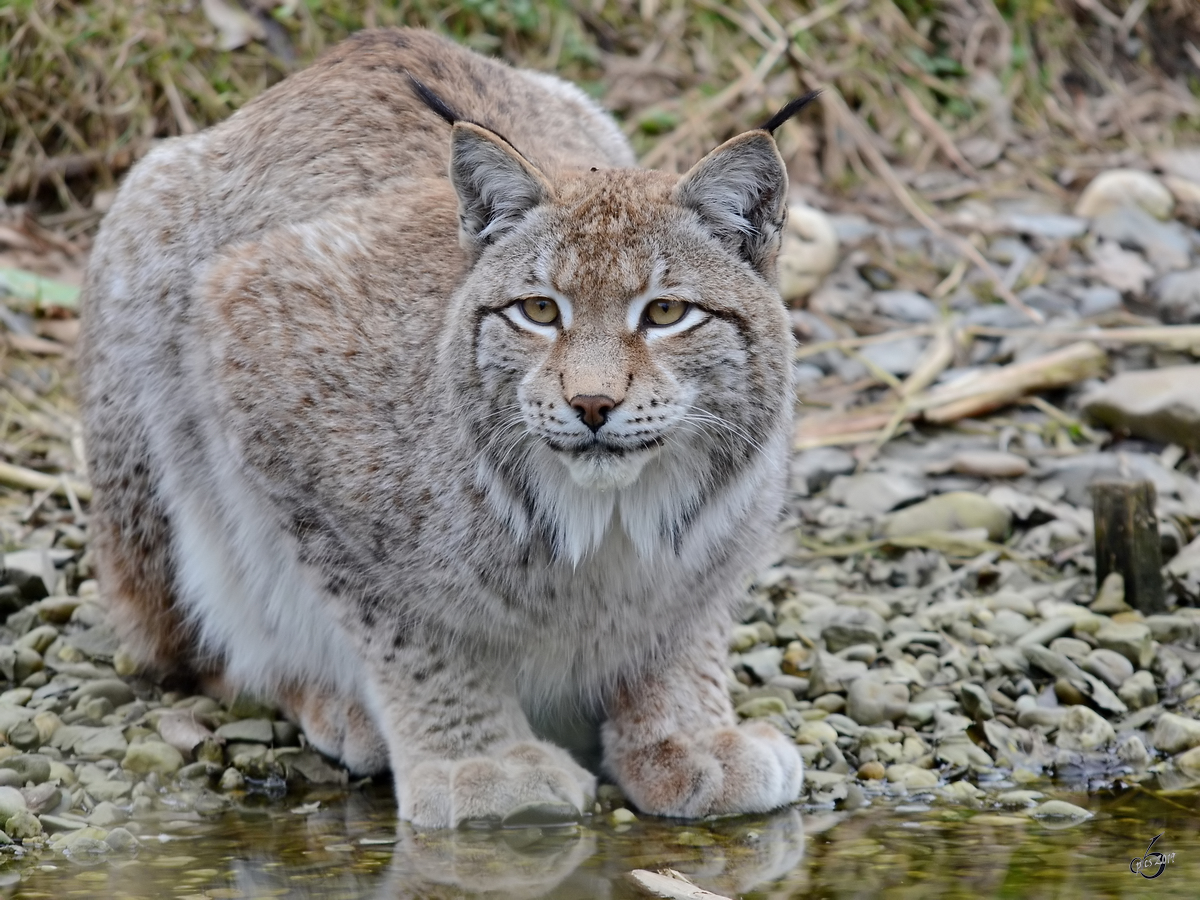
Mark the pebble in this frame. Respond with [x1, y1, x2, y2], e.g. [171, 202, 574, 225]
[1055, 705, 1115, 751]
[1152, 712, 1200, 753]
[1028, 800, 1093, 821]
[846, 678, 909, 726]
[827, 472, 926, 515]
[122, 741, 185, 776]
[882, 492, 1011, 542]
[1082, 367, 1200, 452]
[959, 683, 994, 722]
[214, 718, 275, 745]
[1175, 745, 1200, 779]
[1118, 671, 1158, 710]
[0, 753, 51, 785]
[1081, 648, 1134, 689]
[1153, 268, 1200, 323]
[1095, 622, 1154, 670]
[1074, 169, 1174, 219]
[3, 809, 41, 839]
[885, 764, 939, 789]
[1115, 734, 1152, 770]
[822, 608, 886, 652]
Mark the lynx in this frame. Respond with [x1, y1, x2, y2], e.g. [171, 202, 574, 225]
[80, 28, 806, 827]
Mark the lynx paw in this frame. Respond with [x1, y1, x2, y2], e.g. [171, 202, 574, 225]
[399, 741, 597, 829]
[606, 721, 803, 818]
[282, 686, 390, 776]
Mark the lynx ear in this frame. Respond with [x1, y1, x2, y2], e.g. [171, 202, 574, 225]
[673, 131, 789, 281]
[449, 123, 551, 255]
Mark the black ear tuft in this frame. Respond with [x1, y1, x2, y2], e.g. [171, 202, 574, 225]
[757, 91, 821, 135]
[406, 72, 461, 125]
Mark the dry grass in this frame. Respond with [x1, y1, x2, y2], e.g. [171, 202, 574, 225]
[2, 0, 1198, 215]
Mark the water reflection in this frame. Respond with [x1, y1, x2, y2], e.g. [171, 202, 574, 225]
[5, 782, 1200, 899]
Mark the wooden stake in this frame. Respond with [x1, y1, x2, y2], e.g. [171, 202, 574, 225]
[1091, 480, 1165, 615]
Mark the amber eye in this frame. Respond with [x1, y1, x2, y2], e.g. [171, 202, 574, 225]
[644, 298, 689, 327]
[520, 296, 560, 325]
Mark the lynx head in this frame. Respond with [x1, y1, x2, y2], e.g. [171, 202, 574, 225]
[439, 94, 815, 560]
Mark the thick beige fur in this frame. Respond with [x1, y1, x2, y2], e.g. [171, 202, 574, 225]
[79, 27, 802, 827]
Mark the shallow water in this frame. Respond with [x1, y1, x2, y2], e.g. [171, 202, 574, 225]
[3, 781, 1198, 899]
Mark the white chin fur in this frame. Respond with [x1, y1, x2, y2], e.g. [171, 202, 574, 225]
[560, 448, 652, 490]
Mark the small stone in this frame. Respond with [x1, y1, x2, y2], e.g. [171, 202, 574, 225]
[0, 787, 26, 823]
[1152, 712, 1200, 753]
[1118, 671, 1158, 710]
[822, 607, 886, 652]
[1048, 638, 1090, 663]
[3, 809, 41, 840]
[736, 696, 788, 719]
[1081, 648, 1134, 689]
[926, 451, 1029, 479]
[813, 693, 846, 713]
[940, 780, 983, 803]
[873, 290, 937, 322]
[103, 827, 138, 853]
[807, 652, 868, 697]
[122, 741, 184, 776]
[882, 492, 1011, 542]
[282, 751, 347, 785]
[1176, 745, 1200, 779]
[1055, 705, 1115, 751]
[214, 718, 274, 745]
[1095, 622, 1154, 669]
[995, 790, 1043, 809]
[1144, 615, 1197, 643]
[1153, 268, 1200, 324]
[69, 679, 135, 709]
[1028, 800, 1093, 821]
[857, 761, 886, 780]
[1054, 678, 1086, 706]
[1116, 734, 1152, 770]
[218, 767, 245, 791]
[827, 472, 926, 516]
[21, 783, 59, 815]
[794, 721, 838, 747]
[790, 447, 856, 496]
[885, 764, 939, 789]
[739, 647, 783, 682]
[959, 683, 994, 723]
[609, 807, 638, 826]
[1016, 616, 1077, 648]
[73, 727, 129, 760]
[1083, 367, 1200, 451]
[0, 754, 51, 786]
[56, 826, 110, 859]
[1075, 169, 1174, 219]
[87, 801, 127, 827]
[846, 678, 909, 726]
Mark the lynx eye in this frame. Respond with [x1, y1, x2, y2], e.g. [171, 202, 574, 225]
[520, 296, 560, 325]
[644, 298, 689, 327]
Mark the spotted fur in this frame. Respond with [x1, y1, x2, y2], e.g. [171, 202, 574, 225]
[80, 27, 802, 827]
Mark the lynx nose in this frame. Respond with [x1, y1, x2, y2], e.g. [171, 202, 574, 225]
[570, 394, 616, 433]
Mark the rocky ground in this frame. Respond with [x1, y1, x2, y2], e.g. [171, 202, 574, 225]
[0, 148, 1199, 876]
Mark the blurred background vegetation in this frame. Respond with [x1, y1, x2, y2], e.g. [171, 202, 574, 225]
[1, 0, 1198, 220]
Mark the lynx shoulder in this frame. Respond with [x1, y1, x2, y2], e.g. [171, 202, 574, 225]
[80, 27, 808, 826]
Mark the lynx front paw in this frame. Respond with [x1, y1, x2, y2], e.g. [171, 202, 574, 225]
[606, 721, 803, 818]
[399, 741, 597, 829]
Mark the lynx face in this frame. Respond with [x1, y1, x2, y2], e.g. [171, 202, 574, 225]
[460, 150, 791, 499]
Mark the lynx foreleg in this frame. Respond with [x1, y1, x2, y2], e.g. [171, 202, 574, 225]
[601, 627, 803, 818]
[365, 636, 596, 829]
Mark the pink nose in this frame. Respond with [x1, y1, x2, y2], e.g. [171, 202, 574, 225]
[569, 394, 616, 432]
